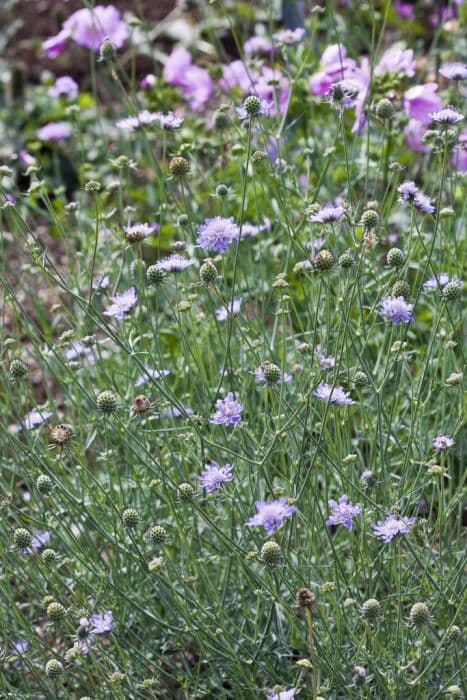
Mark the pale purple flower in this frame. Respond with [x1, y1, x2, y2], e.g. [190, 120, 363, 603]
[326, 495, 362, 531]
[116, 116, 140, 131]
[255, 66, 289, 116]
[124, 222, 156, 240]
[423, 272, 450, 290]
[241, 222, 269, 238]
[22, 410, 53, 430]
[267, 689, 300, 700]
[23, 530, 52, 554]
[272, 28, 306, 44]
[403, 83, 442, 124]
[317, 349, 336, 370]
[215, 298, 242, 322]
[134, 367, 170, 388]
[137, 109, 160, 126]
[140, 73, 156, 89]
[19, 149, 36, 166]
[439, 62, 467, 81]
[199, 461, 234, 492]
[160, 403, 194, 419]
[395, 1, 415, 19]
[246, 498, 297, 535]
[48, 76, 79, 99]
[197, 216, 240, 253]
[452, 129, 467, 171]
[236, 97, 272, 120]
[156, 254, 196, 273]
[43, 5, 129, 57]
[379, 296, 414, 324]
[305, 236, 325, 254]
[429, 105, 464, 125]
[92, 273, 110, 291]
[74, 619, 94, 655]
[90, 611, 113, 634]
[309, 44, 356, 96]
[404, 119, 429, 153]
[432, 434, 455, 451]
[210, 392, 243, 426]
[220, 60, 252, 93]
[397, 181, 435, 214]
[313, 383, 355, 405]
[243, 36, 276, 55]
[64, 341, 94, 363]
[37, 122, 72, 141]
[116, 110, 161, 131]
[103, 287, 137, 320]
[375, 48, 415, 77]
[371, 514, 416, 542]
[156, 112, 184, 130]
[163, 47, 213, 111]
[13, 639, 29, 656]
[308, 203, 345, 223]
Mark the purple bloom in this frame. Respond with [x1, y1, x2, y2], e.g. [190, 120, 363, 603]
[215, 298, 242, 322]
[308, 203, 345, 223]
[371, 514, 416, 542]
[197, 217, 240, 253]
[404, 119, 429, 153]
[313, 383, 355, 405]
[439, 62, 467, 81]
[309, 44, 356, 96]
[140, 73, 156, 89]
[272, 28, 306, 44]
[103, 287, 137, 320]
[429, 105, 464, 125]
[74, 619, 94, 655]
[397, 181, 435, 214]
[134, 367, 170, 388]
[89, 611, 113, 634]
[199, 461, 234, 492]
[156, 254, 196, 273]
[452, 129, 467, 171]
[43, 5, 129, 57]
[19, 149, 36, 166]
[236, 97, 272, 120]
[124, 222, 156, 240]
[22, 410, 53, 430]
[37, 122, 71, 141]
[13, 639, 29, 656]
[432, 434, 455, 451]
[403, 83, 442, 124]
[326, 495, 362, 531]
[116, 115, 140, 131]
[316, 348, 336, 370]
[48, 76, 79, 99]
[267, 690, 300, 700]
[163, 47, 213, 111]
[21, 530, 52, 555]
[375, 48, 415, 77]
[254, 365, 292, 386]
[92, 273, 110, 291]
[423, 272, 450, 290]
[243, 36, 276, 56]
[241, 222, 269, 238]
[246, 498, 297, 535]
[210, 392, 243, 426]
[379, 296, 414, 324]
[220, 60, 252, 93]
[395, 1, 415, 19]
[156, 112, 184, 130]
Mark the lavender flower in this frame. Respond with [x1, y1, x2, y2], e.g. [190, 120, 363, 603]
[74, 619, 94, 654]
[48, 76, 79, 99]
[197, 217, 240, 253]
[326, 495, 362, 531]
[12, 639, 29, 656]
[241, 222, 269, 238]
[116, 116, 140, 131]
[156, 112, 184, 130]
[439, 62, 467, 81]
[254, 364, 292, 386]
[37, 122, 71, 141]
[403, 83, 442, 124]
[237, 97, 272, 120]
[22, 410, 53, 430]
[316, 347, 336, 370]
[371, 514, 416, 542]
[313, 383, 355, 405]
[124, 222, 156, 241]
[429, 105, 464, 125]
[43, 5, 129, 57]
[28, 530, 52, 553]
[89, 611, 113, 634]
[379, 296, 414, 324]
[156, 254, 196, 272]
[397, 181, 435, 214]
[244, 36, 276, 56]
[134, 367, 170, 388]
[432, 434, 455, 451]
[140, 73, 156, 89]
[103, 287, 137, 320]
[423, 272, 450, 290]
[210, 392, 243, 426]
[267, 690, 299, 700]
[64, 341, 93, 361]
[272, 28, 306, 44]
[215, 298, 242, 321]
[308, 203, 345, 223]
[199, 461, 234, 492]
[92, 273, 110, 291]
[246, 498, 297, 535]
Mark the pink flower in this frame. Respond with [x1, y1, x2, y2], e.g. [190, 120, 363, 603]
[48, 76, 79, 99]
[375, 48, 415, 77]
[255, 66, 289, 116]
[403, 83, 442, 124]
[140, 74, 156, 90]
[404, 119, 429, 153]
[43, 5, 129, 57]
[163, 47, 213, 111]
[220, 60, 253, 93]
[37, 122, 72, 141]
[163, 46, 192, 85]
[451, 129, 467, 171]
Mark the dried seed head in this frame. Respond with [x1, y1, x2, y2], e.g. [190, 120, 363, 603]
[132, 395, 151, 414]
[409, 602, 431, 627]
[313, 249, 334, 271]
[295, 587, 316, 608]
[49, 424, 72, 446]
[9, 359, 28, 380]
[169, 156, 189, 178]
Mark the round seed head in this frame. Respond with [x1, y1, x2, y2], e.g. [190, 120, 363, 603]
[122, 508, 140, 528]
[149, 525, 167, 545]
[213, 109, 231, 130]
[148, 556, 164, 573]
[14, 528, 32, 549]
[442, 280, 463, 301]
[261, 540, 282, 566]
[215, 183, 229, 198]
[99, 37, 116, 61]
[199, 260, 218, 285]
[49, 424, 72, 446]
[9, 359, 28, 379]
[177, 482, 194, 501]
[361, 598, 380, 621]
[445, 625, 462, 644]
[295, 587, 316, 608]
[262, 362, 281, 386]
[47, 601, 66, 621]
[37, 474, 53, 495]
[45, 659, 64, 678]
[375, 98, 394, 120]
[353, 371, 368, 387]
[409, 602, 431, 627]
[96, 390, 119, 414]
[169, 156, 189, 178]
[243, 95, 262, 117]
[360, 209, 379, 229]
[146, 265, 166, 286]
[42, 548, 57, 565]
[339, 250, 354, 269]
[132, 394, 151, 414]
[313, 249, 334, 271]
[387, 247, 405, 268]
[392, 280, 411, 298]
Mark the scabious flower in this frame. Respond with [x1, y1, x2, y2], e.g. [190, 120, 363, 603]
[156, 112, 184, 130]
[371, 514, 416, 542]
[163, 46, 213, 111]
[89, 611, 113, 634]
[215, 298, 242, 322]
[22, 410, 53, 429]
[197, 217, 240, 253]
[37, 122, 72, 141]
[155, 254, 196, 273]
[432, 434, 455, 450]
[272, 27, 306, 44]
[134, 367, 170, 388]
[309, 44, 356, 96]
[92, 273, 110, 291]
[423, 272, 450, 290]
[43, 5, 129, 57]
[124, 222, 156, 241]
[267, 689, 300, 700]
[326, 495, 362, 531]
[452, 129, 467, 171]
[429, 105, 464, 125]
[210, 392, 243, 426]
[243, 35, 276, 56]
[439, 62, 467, 80]
[403, 83, 442, 124]
[404, 119, 429, 153]
[375, 47, 415, 77]
[246, 498, 297, 535]
[48, 76, 79, 99]
[395, 0, 415, 19]
[254, 364, 292, 386]
[313, 383, 355, 405]
[103, 287, 137, 320]
[241, 222, 269, 238]
[316, 347, 336, 370]
[28, 530, 52, 553]
[199, 461, 234, 492]
[12, 639, 29, 656]
[74, 619, 94, 654]
[308, 202, 345, 223]
[236, 96, 272, 120]
[379, 296, 414, 324]
[397, 181, 435, 214]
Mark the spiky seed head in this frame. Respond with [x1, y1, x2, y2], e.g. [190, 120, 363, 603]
[213, 109, 231, 130]
[132, 395, 151, 414]
[295, 587, 316, 608]
[9, 359, 28, 379]
[169, 156, 189, 178]
[125, 227, 147, 244]
[360, 209, 379, 229]
[47, 602, 66, 621]
[146, 265, 166, 286]
[37, 474, 53, 495]
[387, 247, 405, 268]
[361, 598, 380, 621]
[261, 540, 282, 566]
[262, 362, 281, 386]
[392, 280, 411, 298]
[45, 659, 64, 678]
[243, 95, 262, 117]
[122, 508, 140, 528]
[339, 250, 354, 269]
[445, 625, 462, 644]
[177, 482, 194, 501]
[96, 390, 118, 414]
[99, 37, 116, 61]
[42, 548, 57, 565]
[375, 98, 394, 120]
[215, 184, 229, 198]
[442, 281, 463, 301]
[353, 371, 368, 387]
[199, 260, 218, 285]
[149, 525, 167, 545]
[14, 528, 32, 549]
[409, 602, 431, 627]
[313, 249, 334, 271]
[49, 424, 72, 446]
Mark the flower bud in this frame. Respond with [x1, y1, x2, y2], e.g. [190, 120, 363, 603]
[199, 260, 218, 285]
[37, 474, 53, 495]
[375, 98, 394, 120]
[360, 209, 379, 229]
[132, 395, 151, 414]
[149, 525, 167, 545]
